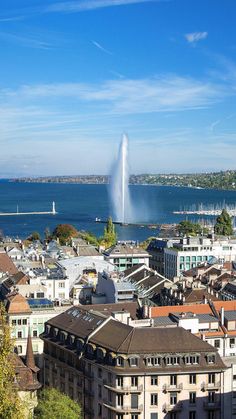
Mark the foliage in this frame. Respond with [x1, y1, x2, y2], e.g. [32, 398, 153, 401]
[78, 231, 99, 246]
[28, 231, 41, 241]
[34, 388, 81, 419]
[44, 227, 51, 241]
[101, 217, 117, 248]
[139, 236, 156, 250]
[177, 220, 208, 237]
[0, 304, 24, 419]
[52, 224, 79, 245]
[214, 209, 233, 236]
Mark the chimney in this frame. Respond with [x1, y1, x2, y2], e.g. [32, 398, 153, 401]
[221, 307, 224, 325]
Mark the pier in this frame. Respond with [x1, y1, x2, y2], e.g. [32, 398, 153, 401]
[95, 218, 176, 230]
[173, 209, 236, 216]
[0, 202, 57, 217]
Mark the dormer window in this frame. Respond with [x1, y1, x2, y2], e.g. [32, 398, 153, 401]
[129, 357, 138, 367]
[97, 347, 106, 361]
[116, 356, 124, 367]
[166, 356, 180, 366]
[185, 355, 199, 365]
[146, 357, 161, 367]
[207, 354, 216, 364]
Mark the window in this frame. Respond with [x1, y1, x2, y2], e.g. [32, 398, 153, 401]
[116, 376, 123, 387]
[117, 394, 123, 407]
[108, 390, 112, 402]
[98, 384, 102, 398]
[98, 368, 102, 378]
[185, 355, 199, 365]
[230, 338, 235, 347]
[189, 374, 196, 385]
[170, 414, 177, 419]
[150, 393, 158, 406]
[131, 415, 139, 419]
[117, 357, 124, 367]
[33, 330, 38, 337]
[32, 344, 38, 353]
[17, 345, 22, 354]
[59, 282, 65, 288]
[214, 339, 220, 348]
[170, 375, 177, 386]
[151, 376, 158, 386]
[208, 373, 215, 384]
[208, 391, 215, 403]
[146, 357, 161, 366]
[98, 403, 102, 416]
[189, 412, 196, 419]
[36, 292, 44, 298]
[130, 357, 138, 367]
[208, 412, 215, 419]
[131, 376, 138, 387]
[22, 319, 27, 325]
[12, 320, 17, 326]
[17, 319, 22, 325]
[17, 331, 22, 338]
[58, 293, 65, 299]
[207, 354, 216, 364]
[170, 392, 177, 405]
[150, 414, 158, 419]
[189, 392, 196, 405]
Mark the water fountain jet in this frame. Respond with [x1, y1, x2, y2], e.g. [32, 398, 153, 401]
[110, 134, 132, 224]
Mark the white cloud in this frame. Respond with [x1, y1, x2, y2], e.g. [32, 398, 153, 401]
[91, 40, 112, 55]
[185, 31, 208, 44]
[4, 75, 223, 114]
[45, 0, 159, 13]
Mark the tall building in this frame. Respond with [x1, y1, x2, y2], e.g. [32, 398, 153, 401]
[41, 306, 228, 419]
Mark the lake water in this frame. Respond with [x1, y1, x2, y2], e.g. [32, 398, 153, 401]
[0, 181, 236, 241]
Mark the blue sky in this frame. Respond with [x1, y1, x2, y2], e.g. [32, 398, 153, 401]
[0, 0, 236, 176]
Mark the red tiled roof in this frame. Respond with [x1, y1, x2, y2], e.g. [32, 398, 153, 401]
[150, 303, 212, 318]
[0, 253, 18, 275]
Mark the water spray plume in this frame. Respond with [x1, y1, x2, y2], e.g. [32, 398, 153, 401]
[110, 133, 132, 223]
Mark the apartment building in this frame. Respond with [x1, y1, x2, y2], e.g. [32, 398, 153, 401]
[41, 306, 228, 419]
[104, 242, 150, 272]
[5, 291, 71, 362]
[164, 236, 236, 279]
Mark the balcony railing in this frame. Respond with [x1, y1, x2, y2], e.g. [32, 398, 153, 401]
[104, 382, 143, 393]
[201, 381, 221, 391]
[163, 383, 183, 392]
[163, 402, 183, 412]
[203, 401, 221, 410]
[103, 401, 143, 412]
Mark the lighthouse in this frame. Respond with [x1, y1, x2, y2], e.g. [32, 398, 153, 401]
[52, 201, 56, 215]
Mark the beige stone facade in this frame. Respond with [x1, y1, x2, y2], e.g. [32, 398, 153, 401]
[41, 306, 228, 419]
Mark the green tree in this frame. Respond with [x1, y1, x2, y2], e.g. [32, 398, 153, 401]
[101, 216, 117, 248]
[52, 224, 79, 245]
[214, 209, 233, 236]
[28, 231, 41, 241]
[0, 304, 24, 419]
[34, 388, 81, 419]
[177, 220, 207, 237]
[78, 231, 99, 246]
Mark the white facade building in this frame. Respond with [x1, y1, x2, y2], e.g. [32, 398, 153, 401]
[164, 237, 236, 279]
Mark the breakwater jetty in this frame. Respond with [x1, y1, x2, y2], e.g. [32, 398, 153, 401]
[0, 202, 57, 216]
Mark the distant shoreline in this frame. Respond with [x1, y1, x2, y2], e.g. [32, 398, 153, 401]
[9, 171, 236, 191]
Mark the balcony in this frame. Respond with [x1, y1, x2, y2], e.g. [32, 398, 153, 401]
[201, 382, 221, 391]
[103, 401, 143, 413]
[162, 383, 183, 393]
[203, 401, 221, 410]
[163, 402, 183, 413]
[103, 382, 143, 393]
